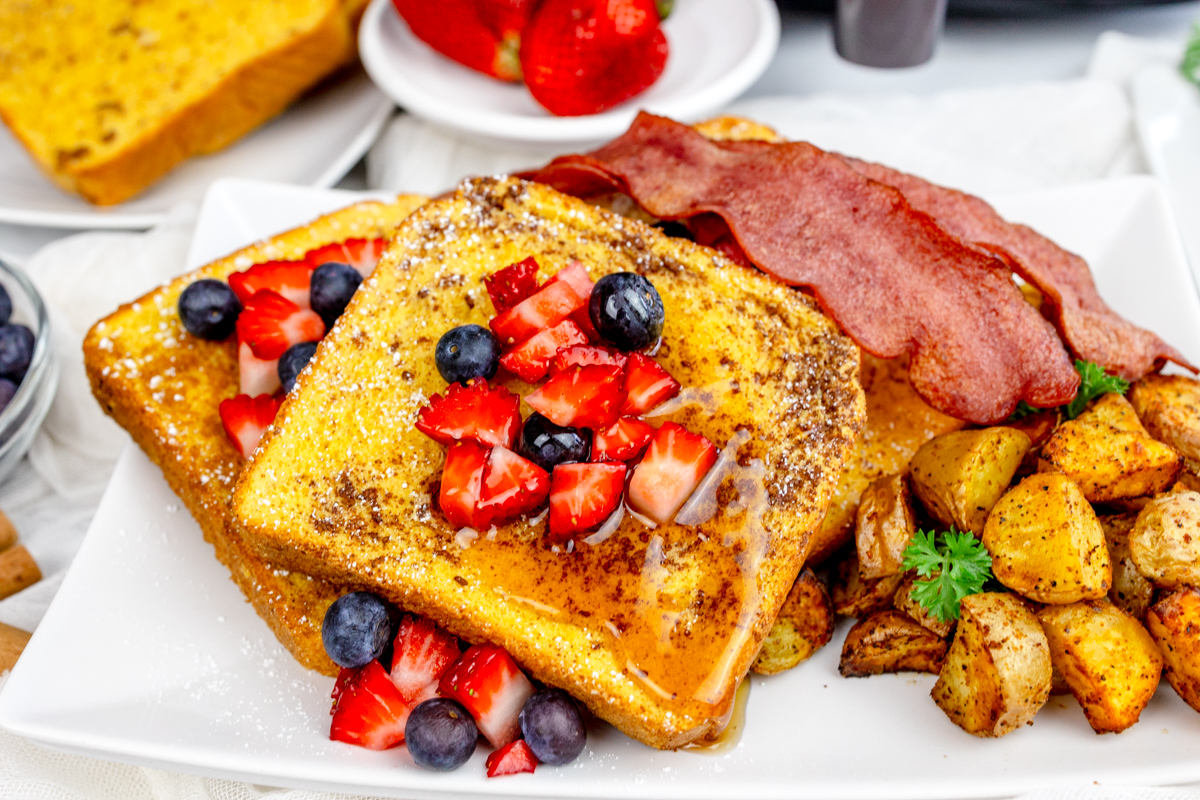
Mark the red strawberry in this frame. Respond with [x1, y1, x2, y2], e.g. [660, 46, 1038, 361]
[439, 439, 490, 529]
[238, 341, 280, 397]
[543, 260, 595, 298]
[219, 393, 282, 459]
[235, 290, 325, 360]
[490, 274, 591, 346]
[438, 644, 535, 748]
[391, 0, 531, 81]
[485, 256, 541, 313]
[593, 416, 654, 462]
[549, 344, 627, 376]
[499, 319, 589, 383]
[548, 462, 626, 542]
[331, 667, 356, 714]
[228, 260, 313, 308]
[524, 364, 627, 429]
[570, 306, 600, 342]
[306, 237, 389, 277]
[389, 615, 461, 706]
[627, 422, 717, 524]
[621, 353, 680, 415]
[486, 739, 539, 777]
[330, 660, 412, 750]
[476, 446, 550, 526]
[416, 380, 521, 448]
[520, 0, 669, 117]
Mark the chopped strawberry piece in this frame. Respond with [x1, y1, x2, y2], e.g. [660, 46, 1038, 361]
[524, 364, 627, 429]
[549, 344, 627, 377]
[593, 417, 655, 462]
[621, 353, 680, 415]
[238, 341, 280, 397]
[438, 644, 535, 749]
[416, 380, 521, 448]
[499, 320, 589, 383]
[484, 256, 541, 313]
[439, 439, 490, 529]
[548, 462, 627, 542]
[330, 660, 411, 750]
[543, 261, 595, 298]
[390, 0, 531, 82]
[476, 446, 550, 526]
[235, 289, 325, 360]
[219, 393, 282, 459]
[569, 306, 600, 342]
[486, 739, 539, 777]
[490, 277, 590, 346]
[331, 667, 355, 714]
[228, 260, 313, 308]
[389, 615, 461, 706]
[306, 237, 388, 277]
[627, 422, 718, 524]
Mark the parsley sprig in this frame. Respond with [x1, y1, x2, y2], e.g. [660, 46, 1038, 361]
[901, 528, 993, 623]
[1010, 359, 1129, 421]
[1182, 23, 1200, 87]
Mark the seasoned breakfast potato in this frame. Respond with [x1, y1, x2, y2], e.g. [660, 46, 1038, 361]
[1128, 374, 1200, 462]
[893, 574, 955, 638]
[831, 551, 904, 618]
[1038, 393, 1182, 503]
[839, 609, 948, 677]
[1006, 409, 1060, 477]
[1146, 586, 1200, 713]
[931, 592, 1052, 738]
[1127, 490, 1200, 588]
[1099, 513, 1156, 621]
[982, 474, 1111, 604]
[1036, 599, 1162, 734]
[753, 569, 834, 675]
[909, 427, 1032, 536]
[855, 472, 917, 580]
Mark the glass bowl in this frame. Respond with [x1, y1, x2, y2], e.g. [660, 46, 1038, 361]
[0, 258, 57, 484]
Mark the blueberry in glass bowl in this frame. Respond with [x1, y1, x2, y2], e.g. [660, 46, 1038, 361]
[0, 259, 57, 484]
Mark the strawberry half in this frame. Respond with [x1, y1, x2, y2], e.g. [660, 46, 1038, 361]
[228, 260, 313, 308]
[543, 260, 595, 299]
[390, 614, 461, 706]
[549, 343, 627, 377]
[486, 739, 539, 777]
[548, 462, 626, 542]
[235, 289, 325, 360]
[416, 380, 521, 448]
[238, 341, 281, 397]
[593, 416, 654, 462]
[524, 364, 627, 429]
[627, 422, 717, 524]
[439, 439, 490, 529]
[476, 446, 550, 526]
[306, 237, 388, 278]
[485, 256, 541, 313]
[331, 667, 356, 714]
[438, 644, 535, 748]
[391, 0, 530, 82]
[499, 319, 589, 383]
[621, 353, 680, 415]
[219, 393, 283, 459]
[490, 272, 591, 346]
[330, 660, 412, 750]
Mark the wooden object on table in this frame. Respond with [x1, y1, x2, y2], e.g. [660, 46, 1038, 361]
[0, 545, 40, 600]
[0, 509, 15, 553]
[0, 622, 31, 672]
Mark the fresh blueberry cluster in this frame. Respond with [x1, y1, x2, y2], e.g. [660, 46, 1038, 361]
[0, 283, 37, 415]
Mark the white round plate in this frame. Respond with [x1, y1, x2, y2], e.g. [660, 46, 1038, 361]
[0, 70, 394, 230]
[358, 0, 780, 147]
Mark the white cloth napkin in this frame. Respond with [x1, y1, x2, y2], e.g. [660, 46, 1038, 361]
[2, 29, 1199, 800]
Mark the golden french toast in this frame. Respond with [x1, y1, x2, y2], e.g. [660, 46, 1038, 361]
[83, 195, 427, 675]
[233, 176, 866, 749]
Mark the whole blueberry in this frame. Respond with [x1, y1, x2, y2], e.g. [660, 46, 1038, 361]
[588, 272, 664, 352]
[0, 324, 34, 383]
[278, 341, 319, 394]
[519, 688, 586, 766]
[405, 698, 478, 771]
[178, 279, 241, 340]
[321, 591, 391, 669]
[0, 284, 12, 326]
[519, 413, 590, 472]
[0, 378, 16, 413]
[435, 324, 501, 384]
[310, 261, 362, 327]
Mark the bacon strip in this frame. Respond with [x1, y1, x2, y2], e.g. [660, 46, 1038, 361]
[523, 113, 1079, 424]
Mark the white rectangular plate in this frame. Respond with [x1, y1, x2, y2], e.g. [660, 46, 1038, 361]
[2, 176, 1199, 800]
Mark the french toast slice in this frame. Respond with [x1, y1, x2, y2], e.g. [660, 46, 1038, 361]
[233, 176, 866, 749]
[83, 195, 427, 675]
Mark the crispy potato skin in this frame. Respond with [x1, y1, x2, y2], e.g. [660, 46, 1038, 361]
[831, 551, 904, 618]
[1099, 513, 1156, 621]
[983, 474, 1111, 604]
[931, 593, 1052, 738]
[1146, 586, 1200, 713]
[856, 472, 917, 580]
[910, 428, 1032, 536]
[753, 569, 834, 675]
[839, 609, 948, 677]
[1129, 374, 1200, 462]
[1128, 490, 1200, 588]
[1039, 393, 1182, 503]
[894, 573, 955, 638]
[1037, 599, 1162, 734]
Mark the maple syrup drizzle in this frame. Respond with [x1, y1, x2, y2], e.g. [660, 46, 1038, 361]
[683, 677, 752, 755]
[645, 378, 739, 418]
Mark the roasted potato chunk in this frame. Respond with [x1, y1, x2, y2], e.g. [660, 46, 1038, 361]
[1128, 374, 1200, 462]
[831, 550, 904, 618]
[983, 473, 1111, 604]
[1100, 513, 1156, 621]
[856, 472, 917, 580]
[931, 592, 1052, 738]
[1037, 599, 1162, 734]
[1146, 586, 1200, 713]
[910, 427, 1032, 536]
[893, 573, 955, 638]
[1039, 393, 1182, 503]
[753, 569, 834, 675]
[839, 609, 948, 677]
[1128, 490, 1200, 588]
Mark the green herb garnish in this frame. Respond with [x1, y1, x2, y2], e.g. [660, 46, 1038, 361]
[1182, 23, 1200, 87]
[1008, 359, 1128, 422]
[901, 528, 994, 623]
